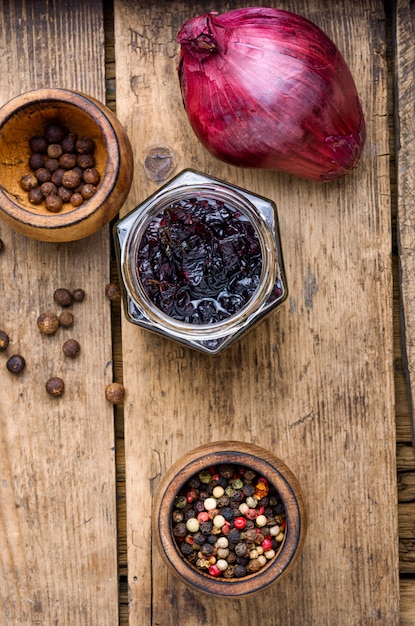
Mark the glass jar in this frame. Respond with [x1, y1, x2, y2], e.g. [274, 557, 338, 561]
[113, 169, 287, 354]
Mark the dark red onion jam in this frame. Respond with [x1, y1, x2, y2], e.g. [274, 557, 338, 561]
[136, 196, 262, 324]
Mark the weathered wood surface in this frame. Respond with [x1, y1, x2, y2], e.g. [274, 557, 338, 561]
[0, 2, 118, 625]
[114, 1, 399, 624]
[396, 0, 415, 444]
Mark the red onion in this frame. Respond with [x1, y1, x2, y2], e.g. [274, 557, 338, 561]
[177, 8, 365, 182]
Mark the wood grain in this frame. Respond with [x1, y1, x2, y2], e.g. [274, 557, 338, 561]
[0, 2, 118, 624]
[396, 1, 415, 442]
[114, 0, 399, 624]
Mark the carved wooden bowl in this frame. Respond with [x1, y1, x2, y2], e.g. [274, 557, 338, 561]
[153, 441, 307, 597]
[0, 88, 133, 242]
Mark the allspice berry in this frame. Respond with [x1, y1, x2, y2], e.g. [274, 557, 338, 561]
[105, 283, 121, 302]
[58, 310, 74, 327]
[0, 329, 10, 351]
[20, 173, 38, 191]
[29, 135, 47, 153]
[105, 382, 125, 405]
[37, 312, 60, 335]
[45, 195, 63, 213]
[6, 354, 26, 374]
[53, 288, 73, 307]
[62, 338, 80, 358]
[72, 288, 85, 302]
[44, 122, 66, 143]
[46, 377, 65, 397]
[28, 188, 44, 205]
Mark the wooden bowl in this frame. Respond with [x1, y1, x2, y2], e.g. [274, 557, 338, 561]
[0, 88, 134, 242]
[153, 441, 307, 597]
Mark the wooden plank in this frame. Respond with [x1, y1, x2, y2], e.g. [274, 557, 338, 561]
[114, 0, 399, 623]
[400, 579, 415, 625]
[396, 1, 415, 442]
[0, 2, 118, 625]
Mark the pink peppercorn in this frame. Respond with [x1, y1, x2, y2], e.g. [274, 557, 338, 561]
[186, 489, 198, 503]
[245, 508, 258, 520]
[262, 537, 273, 551]
[208, 564, 221, 577]
[197, 512, 210, 523]
[234, 517, 247, 530]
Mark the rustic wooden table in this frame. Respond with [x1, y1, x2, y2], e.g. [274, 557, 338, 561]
[0, 0, 414, 624]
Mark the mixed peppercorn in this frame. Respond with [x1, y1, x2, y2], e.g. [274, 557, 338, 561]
[20, 122, 100, 213]
[171, 463, 286, 579]
[137, 196, 262, 324]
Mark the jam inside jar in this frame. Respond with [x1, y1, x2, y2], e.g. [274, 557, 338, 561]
[114, 169, 288, 354]
[136, 195, 263, 325]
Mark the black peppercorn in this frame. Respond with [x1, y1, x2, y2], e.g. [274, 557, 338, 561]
[45, 377, 65, 397]
[0, 329, 10, 351]
[6, 354, 25, 374]
[62, 338, 80, 358]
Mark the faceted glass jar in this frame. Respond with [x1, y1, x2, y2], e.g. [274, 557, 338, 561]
[113, 169, 287, 354]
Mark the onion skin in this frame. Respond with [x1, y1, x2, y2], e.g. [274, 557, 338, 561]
[177, 8, 366, 182]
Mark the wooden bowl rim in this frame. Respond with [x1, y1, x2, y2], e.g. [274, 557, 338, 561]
[0, 88, 125, 232]
[153, 440, 307, 597]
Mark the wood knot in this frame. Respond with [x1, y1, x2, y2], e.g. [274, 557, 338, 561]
[143, 146, 175, 182]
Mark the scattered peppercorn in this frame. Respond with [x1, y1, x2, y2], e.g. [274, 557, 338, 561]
[0, 330, 10, 351]
[20, 123, 100, 212]
[171, 463, 286, 579]
[72, 288, 85, 302]
[62, 338, 80, 358]
[105, 382, 125, 405]
[45, 376, 65, 397]
[6, 354, 26, 374]
[58, 310, 74, 327]
[53, 288, 73, 307]
[37, 312, 60, 335]
[105, 283, 121, 302]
